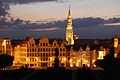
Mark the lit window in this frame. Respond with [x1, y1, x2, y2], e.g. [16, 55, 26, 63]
[98, 51, 104, 59]
[36, 58, 38, 61]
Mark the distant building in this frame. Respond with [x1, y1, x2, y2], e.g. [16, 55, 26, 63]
[73, 34, 79, 40]
[69, 45, 97, 67]
[0, 39, 13, 56]
[66, 7, 74, 45]
[114, 34, 119, 58]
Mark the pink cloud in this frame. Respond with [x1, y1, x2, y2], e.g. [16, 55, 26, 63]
[104, 22, 120, 26]
[26, 27, 61, 31]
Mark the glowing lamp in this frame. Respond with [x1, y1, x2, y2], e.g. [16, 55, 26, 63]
[69, 59, 72, 63]
[50, 57, 53, 61]
[36, 58, 38, 61]
[3, 40, 6, 46]
[26, 58, 29, 62]
[98, 51, 104, 59]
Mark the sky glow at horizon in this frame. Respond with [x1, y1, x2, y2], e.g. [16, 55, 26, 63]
[9, 0, 120, 21]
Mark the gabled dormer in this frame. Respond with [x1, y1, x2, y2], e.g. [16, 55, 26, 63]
[53, 40, 58, 47]
[39, 37, 49, 46]
[28, 37, 35, 47]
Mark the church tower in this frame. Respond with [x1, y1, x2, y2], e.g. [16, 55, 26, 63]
[66, 6, 74, 45]
[114, 34, 119, 58]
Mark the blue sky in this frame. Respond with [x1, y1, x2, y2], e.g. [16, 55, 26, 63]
[9, 0, 120, 21]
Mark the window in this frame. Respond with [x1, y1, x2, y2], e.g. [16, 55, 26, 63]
[54, 43, 56, 46]
[52, 53, 54, 56]
[27, 54, 29, 57]
[38, 53, 40, 56]
[49, 53, 50, 56]
[60, 49, 62, 51]
[46, 43, 48, 46]
[41, 43, 42, 46]
[46, 58, 48, 61]
[41, 63, 47, 67]
[60, 53, 62, 56]
[32, 49, 34, 52]
[46, 53, 48, 57]
[49, 49, 50, 51]
[52, 49, 54, 51]
[32, 44, 34, 47]
[43, 48, 45, 52]
[35, 48, 37, 52]
[41, 48, 42, 51]
[30, 64, 34, 67]
[63, 53, 65, 56]
[27, 49, 29, 52]
[35, 53, 37, 56]
[30, 49, 31, 52]
[63, 49, 65, 51]
[38, 48, 40, 52]
[43, 58, 45, 61]
[46, 48, 48, 51]
[41, 53, 42, 57]
[43, 43, 45, 46]
[43, 53, 45, 57]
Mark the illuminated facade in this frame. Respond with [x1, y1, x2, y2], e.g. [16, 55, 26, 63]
[114, 34, 119, 58]
[13, 37, 70, 69]
[0, 39, 13, 56]
[13, 42, 27, 67]
[69, 45, 97, 68]
[66, 7, 74, 45]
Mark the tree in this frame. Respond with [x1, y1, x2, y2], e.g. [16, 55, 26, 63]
[0, 54, 14, 69]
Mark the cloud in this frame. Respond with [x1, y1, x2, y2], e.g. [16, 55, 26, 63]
[2, 0, 68, 4]
[0, 1, 9, 16]
[26, 27, 61, 31]
[104, 22, 120, 26]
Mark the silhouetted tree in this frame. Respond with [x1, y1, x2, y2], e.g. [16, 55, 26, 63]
[0, 54, 14, 69]
[95, 47, 120, 72]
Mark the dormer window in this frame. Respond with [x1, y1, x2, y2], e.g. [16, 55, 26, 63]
[54, 43, 56, 46]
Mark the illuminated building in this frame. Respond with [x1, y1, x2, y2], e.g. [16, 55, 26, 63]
[73, 34, 79, 40]
[98, 46, 107, 59]
[13, 37, 70, 69]
[66, 6, 74, 45]
[69, 45, 97, 68]
[0, 39, 13, 56]
[13, 41, 27, 67]
[114, 34, 119, 58]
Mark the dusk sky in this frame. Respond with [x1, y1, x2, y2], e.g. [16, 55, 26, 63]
[9, 0, 120, 21]
[1, 0, 120, 39]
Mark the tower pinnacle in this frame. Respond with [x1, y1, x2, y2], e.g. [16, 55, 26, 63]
[66, 6, 74, 45]
[68, 6, 71, 17]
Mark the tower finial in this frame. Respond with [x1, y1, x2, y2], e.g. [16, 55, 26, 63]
[68, 6, 71, 17]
